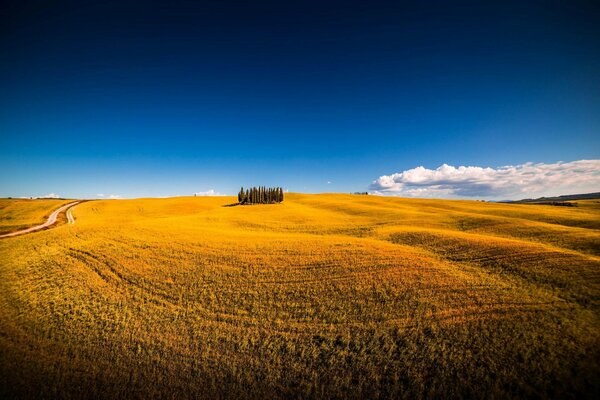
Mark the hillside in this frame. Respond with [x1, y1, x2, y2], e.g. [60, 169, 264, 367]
[509, 192, 600, 203]
[1, 194, 599, 398]
[0, 198, 74, 235]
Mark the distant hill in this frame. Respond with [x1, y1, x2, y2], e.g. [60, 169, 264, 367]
[508, 192, 600, 204]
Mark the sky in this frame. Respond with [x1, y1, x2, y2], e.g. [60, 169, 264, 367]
[1, 0, 599, 199]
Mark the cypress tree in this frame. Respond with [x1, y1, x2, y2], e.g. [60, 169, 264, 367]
[238, 186, 283, 205]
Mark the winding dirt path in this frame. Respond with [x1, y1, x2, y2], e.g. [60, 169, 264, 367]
[66, 205, 76, 224]
[0, 201, 80, 238]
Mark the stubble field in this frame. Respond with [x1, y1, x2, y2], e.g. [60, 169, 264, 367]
[0, 194, 599, 398]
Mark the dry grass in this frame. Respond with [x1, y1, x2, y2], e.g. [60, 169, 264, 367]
[0, 198, 73, 235]
[0, 194, 599, 399]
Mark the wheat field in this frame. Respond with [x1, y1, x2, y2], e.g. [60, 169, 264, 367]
[0, 199, 73, 235]
[0, 194, 599, 398]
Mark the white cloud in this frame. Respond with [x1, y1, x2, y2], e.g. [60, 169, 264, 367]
[370, 160, 600, 199]
[194, 189, 224, 196]
[19, 193, 61, 199]
[327, 181, 332, 184]
[96, 193, 121, 199]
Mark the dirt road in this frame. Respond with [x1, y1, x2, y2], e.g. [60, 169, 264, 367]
[0, 201, 80, 238]
[67, 205, 76, 224]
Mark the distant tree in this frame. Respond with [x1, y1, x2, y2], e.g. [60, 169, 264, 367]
[237, 186, 283, 205]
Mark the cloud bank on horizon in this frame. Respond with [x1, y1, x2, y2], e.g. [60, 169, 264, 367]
[96, 194, 122, 199]
[19, 193, 61, 199]
[370, 160, 600, 200]
[194, 189, 223, 196]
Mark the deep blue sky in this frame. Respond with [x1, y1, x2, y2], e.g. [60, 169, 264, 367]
[1, 0, 599, 198]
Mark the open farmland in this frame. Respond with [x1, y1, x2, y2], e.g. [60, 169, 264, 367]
[0, 199, 73, 235]
[0, 194, 599, 398]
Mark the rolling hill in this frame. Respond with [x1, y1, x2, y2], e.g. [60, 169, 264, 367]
[1, 194, 599, 398]
[0, 198, 74, 235]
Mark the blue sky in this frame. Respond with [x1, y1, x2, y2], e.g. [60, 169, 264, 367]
[1, 1, 599, 199]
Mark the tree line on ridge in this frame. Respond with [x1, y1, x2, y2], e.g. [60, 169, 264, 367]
[238, 186, 284, 204]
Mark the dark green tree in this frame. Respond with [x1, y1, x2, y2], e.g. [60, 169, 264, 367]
[238, 186, 283, 205]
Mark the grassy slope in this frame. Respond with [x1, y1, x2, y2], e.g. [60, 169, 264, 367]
[0, 199, 74, 235]
[0, 194, 598, 399]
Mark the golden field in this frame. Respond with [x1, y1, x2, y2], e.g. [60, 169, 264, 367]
[0, 194, 599, 398]
[0, 199, 73, 235]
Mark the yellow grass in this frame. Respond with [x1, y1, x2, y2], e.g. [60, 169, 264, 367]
[0, 194, 599, 398]
[0, 198, 73, 234]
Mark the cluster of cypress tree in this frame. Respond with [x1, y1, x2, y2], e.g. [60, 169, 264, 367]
[238, 186, 284, 204]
